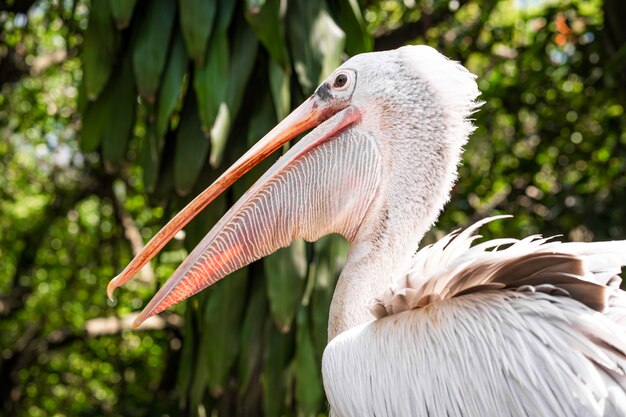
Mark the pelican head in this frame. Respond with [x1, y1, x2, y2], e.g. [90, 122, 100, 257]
[108, 46, 481, 331]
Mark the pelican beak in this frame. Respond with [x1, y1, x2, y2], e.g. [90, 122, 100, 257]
[107, 92, 364, 328]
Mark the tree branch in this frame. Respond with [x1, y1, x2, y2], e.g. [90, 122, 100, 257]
[83, 313, 183, 338]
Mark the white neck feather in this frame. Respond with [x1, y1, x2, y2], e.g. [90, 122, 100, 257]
[327, 47, 481, 340]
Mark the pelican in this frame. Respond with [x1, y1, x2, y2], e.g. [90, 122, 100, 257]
[108, 46, 626, 416]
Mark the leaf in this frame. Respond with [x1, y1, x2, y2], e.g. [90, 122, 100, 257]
[139, 123, 162, 193]
[225, 21, 259, 121]
[150, 130, 176, 203]
[231, 90, 279, 201]
[178, 0, 216, 66]
[157, 30, 189, 138]
[333, 0, 372, 55]
[192, 0, 237, 138]
[132, 0, 176, 103]
[268, 59, 291, 121]
[264, 239, 307, 332]
[230, 90, 279, 198]
[101, 53, 136, 164]
[314, 9, 346, 81]
[80, 101, 108, 153]
[295, 307, 324, 417]
[81, 49, 135, 157]
[174, 91, 210, 196]
[262, 321, 295, 417]
[247, 90, 277, 148]
[287, 0, 345, 94]
[215, 0, 237, 33]
[189, 313, 211, 410]
[177, 306, 196, 409]
[285, 0, 319, 94]
[203, 268, 248, 396]
[309, 234, 348, 362]
[193, 30, 229, 135]
[108, 0, 137, 29]
[245, 0, 290, 69]
[209, 23, 259, 168]
[82, 0, 119, 100]
[238, 274, 268, 396]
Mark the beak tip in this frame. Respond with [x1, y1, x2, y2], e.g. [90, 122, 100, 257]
[107, 277, 120, 301]
[131, 312, 147, 329]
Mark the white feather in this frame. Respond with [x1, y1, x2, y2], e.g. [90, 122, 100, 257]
[324, 217, 626, 417]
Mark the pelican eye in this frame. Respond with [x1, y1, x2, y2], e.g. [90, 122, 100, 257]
[333, 73, 348, 89]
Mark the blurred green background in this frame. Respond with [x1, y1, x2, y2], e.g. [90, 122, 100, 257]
[1, 0, 625, 416]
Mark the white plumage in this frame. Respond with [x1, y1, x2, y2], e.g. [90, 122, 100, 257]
[324, 217, 626, 417]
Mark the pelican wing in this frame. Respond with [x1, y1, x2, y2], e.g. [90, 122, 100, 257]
[325, 218, 626, 416]
[370, 216, 626, 319]
[324, 289, 626, 417]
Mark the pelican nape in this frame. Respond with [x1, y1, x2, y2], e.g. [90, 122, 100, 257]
[109, 46, 626, 417]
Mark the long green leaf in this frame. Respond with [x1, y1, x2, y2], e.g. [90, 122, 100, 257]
[268, 59, 291, 121]
[80, 98, 110, 153]
[193, 30, 228, 135]
[82, 0, 119, 100]
[204, 268, 248, 396]
[177, 306, 196, 409]
[157, 30, 189, 138]
[264, 239, 307, 332]
[189, 313, 211, 411]
[178, 0, 216, 66]
[245, 0, 290, 69]
[238, 273, 268, 396]
[108, 0, 137, 29]
[295, 307, 324, 417]
[332, 0, 372, 55]
[139, 123, 162, 193]
[132, 0, 176, 103]
[247, 90, 277, 148]
[309, 234, 348, 361]
[174, 91, 210, 196]
[287, 0, 345, 94]
[101, 53, 136, 164]
[81, 48, 135, 156]
[262, 321, 295, 417]
[209, 23, 259, 168]
[315, 8, 346, 82]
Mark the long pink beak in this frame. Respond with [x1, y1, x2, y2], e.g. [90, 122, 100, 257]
[107, 94, 363, 328]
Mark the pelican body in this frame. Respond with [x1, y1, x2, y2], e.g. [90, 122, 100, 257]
[109, 46, 626, 417]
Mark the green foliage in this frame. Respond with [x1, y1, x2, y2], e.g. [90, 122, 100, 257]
[82, 0, 119, 100]
[132, 0, 176, 103]
[432, 0, 626, 242]
[1, 0, 625, 416]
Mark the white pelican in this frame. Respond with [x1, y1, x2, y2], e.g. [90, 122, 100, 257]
[109, 46, 626, 416]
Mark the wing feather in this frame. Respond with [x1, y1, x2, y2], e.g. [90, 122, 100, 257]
[371, 216, 626, 319]
[326, 217, 626, 417]
[325, 292, 626, 417]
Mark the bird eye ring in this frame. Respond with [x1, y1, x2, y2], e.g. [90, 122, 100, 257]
[333, 72, 349, 89]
